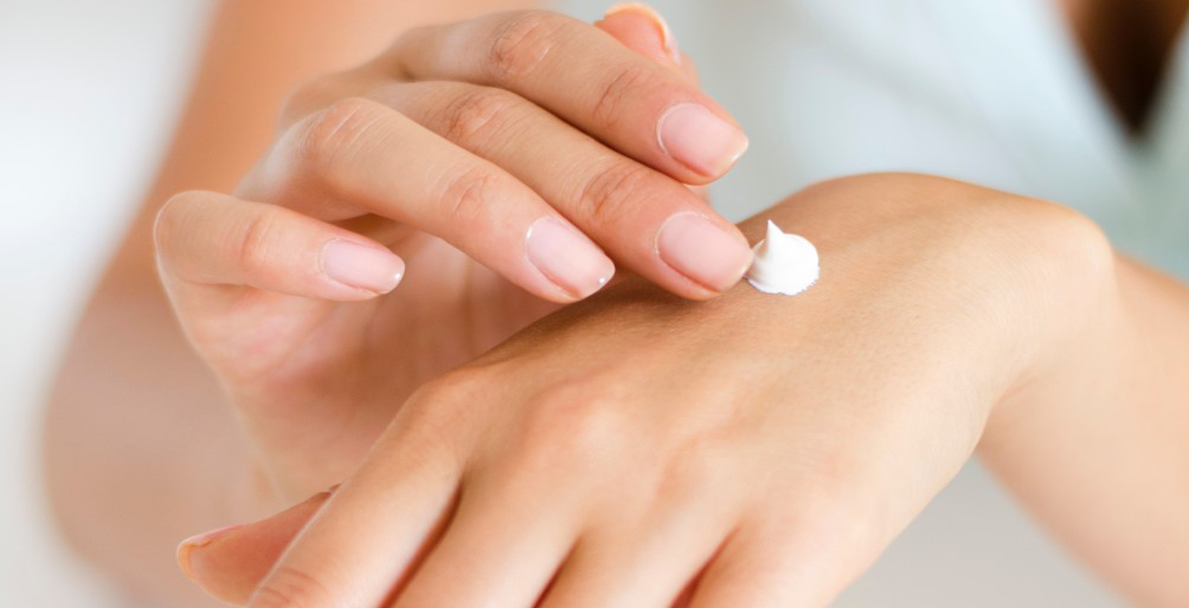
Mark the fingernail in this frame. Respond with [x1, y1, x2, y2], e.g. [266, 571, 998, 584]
[526, 217, 615, 300]
[657, 103, 749, 177]
[605, 2, 682, 64]
[177, 524, 244, 581]
[320, 240, 404, 294]
[656, 212, 753, 292]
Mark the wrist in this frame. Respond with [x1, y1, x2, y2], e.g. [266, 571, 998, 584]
[980, 197, 1121, 444]
[735, 175, 1121, 438]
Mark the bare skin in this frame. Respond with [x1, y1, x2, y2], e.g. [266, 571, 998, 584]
[179, 173, 1189, 608]
[42, 1, 1189, 607]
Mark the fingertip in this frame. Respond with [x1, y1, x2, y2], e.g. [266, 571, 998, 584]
[180, 491, 332, 605]
[597, 3, 682, 68]
[319, 239, 406, 298]
[656, 104, 750, 180]
[526, 217, 617, 302]
[177, 524, 243, 582]
[178, 524, 253, 604]
[655, 212, 754, 296]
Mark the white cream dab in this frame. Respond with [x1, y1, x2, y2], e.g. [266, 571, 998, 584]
[745, 221, 819, 296]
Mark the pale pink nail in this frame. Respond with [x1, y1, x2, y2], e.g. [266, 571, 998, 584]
[656, 212, 753, 292]
[657, 103, 749, 177]
[320, 240, 404, 294]
[526, 217, 615, 299]
[177, 524, 244, 581]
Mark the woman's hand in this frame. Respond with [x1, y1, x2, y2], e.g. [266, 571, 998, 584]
[180, 174, 1116, 607]
[152, 7, 751, 506]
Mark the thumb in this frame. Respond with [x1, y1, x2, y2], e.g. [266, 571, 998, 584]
[177, 490, 331, 605]
[595, 3, 699, 83]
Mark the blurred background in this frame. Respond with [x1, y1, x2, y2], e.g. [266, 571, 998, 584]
[0, 0, 1150, 605]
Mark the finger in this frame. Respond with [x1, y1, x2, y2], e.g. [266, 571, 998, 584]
[373, 81, 752, 297]
[244, 97, 615, 303]
[387, 466, 579, 608]
[595, 3, 683, 70]
[179, 491, 330, 605]
[686, 510, 870, 608]
[593, 6, 701, 89]
[537, 497, 737, 608]
[246, 403, 463, 608]
[155, 190, 405, 304]
[390, 10, 748, 183]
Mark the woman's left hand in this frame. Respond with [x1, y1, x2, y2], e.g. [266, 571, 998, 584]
[180, 173, 1115, 607]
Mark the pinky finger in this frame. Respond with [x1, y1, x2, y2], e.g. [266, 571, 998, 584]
[155, 190, 405, 303]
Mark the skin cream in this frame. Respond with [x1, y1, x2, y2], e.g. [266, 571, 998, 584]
[745, 221, 819, 295]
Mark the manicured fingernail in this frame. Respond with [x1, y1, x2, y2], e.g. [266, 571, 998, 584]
[656, 212, 753, 292]
[320, 240, 404, 294]
[657, 103, 749, 177]
[526, 217, 615, 299]
[177, 524, 244, 581]
[605, 2, 682, 64]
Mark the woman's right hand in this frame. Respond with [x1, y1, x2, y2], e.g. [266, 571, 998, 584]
[153, 6, 752, 509]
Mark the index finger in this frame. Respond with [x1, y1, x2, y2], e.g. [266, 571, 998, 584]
[388, 10, 748, 184]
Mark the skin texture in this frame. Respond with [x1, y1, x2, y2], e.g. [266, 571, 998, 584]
[42, 1, 1189, 607]
[151, 8, 731, 514]
[42, 1, 543, 605]
[178, 173, 1188, 608]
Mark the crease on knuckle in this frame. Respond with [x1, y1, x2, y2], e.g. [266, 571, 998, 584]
[591, 63, 654, 126]
[578, 161, 654, 225]
[441, 87, 522, 148]
[436, 164, 502, 225]
[299, 98, 384, 190]
[514, 380, 632, 472]
[488, 11, 571, 82]
[660, 436, 734, 501]
[251, 564, 332, 608]
[234, 208, 279, 278]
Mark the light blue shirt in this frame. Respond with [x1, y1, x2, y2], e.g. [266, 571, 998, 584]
[557, 0, 1189, 278]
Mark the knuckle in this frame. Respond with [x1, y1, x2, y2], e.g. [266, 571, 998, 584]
[591, 63, 654, 126]
[233, 207, 280, 278]
[440, 86, 524, 148]
[514, 380, 633, 471]
[577, 161, 655, 225]
[298, 97, 384, 186]
[487, 10, 573, 81]
[661, 439, 732, 499]
[408, 366, 490, 420]
[435, 164, 503, 225]
[251, 564, 332, 608]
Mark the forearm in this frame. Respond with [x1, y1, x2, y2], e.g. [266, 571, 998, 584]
[980, 254, 1189, 607]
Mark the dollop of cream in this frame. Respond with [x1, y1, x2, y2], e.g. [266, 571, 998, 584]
[745, 220, 819, 296]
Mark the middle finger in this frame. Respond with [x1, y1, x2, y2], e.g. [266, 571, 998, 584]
[372, 81, 752, 296]
[388, 10, 749, 184]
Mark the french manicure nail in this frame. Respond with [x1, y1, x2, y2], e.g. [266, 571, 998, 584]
[320, 240, 404, 294]
[656, 211, 753, 292]
[526, 217, 615, 299]
[177, 524, 244, 581]
[657, 103, 749, 177]
[605, 2, 682, 64]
